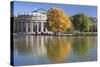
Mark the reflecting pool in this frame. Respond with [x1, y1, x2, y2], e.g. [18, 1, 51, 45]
[13, 35, 97, 66]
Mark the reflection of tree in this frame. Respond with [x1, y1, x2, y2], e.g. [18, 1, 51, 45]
[72, 37, 89, 56]
[46, 37, 71, 63]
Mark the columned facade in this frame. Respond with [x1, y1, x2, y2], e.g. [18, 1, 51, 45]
[14, 21, 48, 34]
[13, 9, 49, 34]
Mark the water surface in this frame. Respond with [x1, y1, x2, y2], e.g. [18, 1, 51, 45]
[13, 35, 97, 66]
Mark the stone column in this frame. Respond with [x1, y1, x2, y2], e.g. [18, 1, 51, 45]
[41, 22, 44, 33]
[29, 21, 33, 33]
[44, 23, 47, 32]
[25, 22, 28, 33]
[19, 22, 21, 32]
[16, 22, 19, 33]
[32, 22, 34, 33]
[46, 28, 48, 32]
[43, 23, 44, 32]
[36, 22, 39, 33]
[13, 22, 15, 33]
[20, 22, 22, 32]
[18, 22, 20, 32]
[21, 22, 23, 32]
[33, 22, 35, 32]
[34, 22, 36, 34]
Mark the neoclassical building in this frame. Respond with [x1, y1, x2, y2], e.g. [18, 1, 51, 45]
[13, 8, 97, 34]
[13, 9, 49, 34]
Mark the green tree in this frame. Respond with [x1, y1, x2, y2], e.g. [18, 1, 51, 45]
[72, 13, 90, 32]
[47, 7, 71, 33]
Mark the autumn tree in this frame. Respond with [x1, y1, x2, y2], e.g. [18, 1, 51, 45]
[47, 7, 72, 33]
[72, 13, 90, 32]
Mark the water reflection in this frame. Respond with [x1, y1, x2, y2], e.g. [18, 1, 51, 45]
[46, 36, 71, 63]
[13, 36, 97, 65]
[14, 36, 47, 57]
[72, 37, 90, 56]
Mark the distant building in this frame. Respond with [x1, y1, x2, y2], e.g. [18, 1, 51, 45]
[89, 17, 97, 32]
[90, 17, 97, 23]
[13, 8, 49, 34]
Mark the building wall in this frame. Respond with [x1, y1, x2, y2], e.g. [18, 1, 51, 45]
[13, 11, 48, 34]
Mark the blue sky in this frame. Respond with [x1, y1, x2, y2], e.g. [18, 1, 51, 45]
[12, 1, 97, 17]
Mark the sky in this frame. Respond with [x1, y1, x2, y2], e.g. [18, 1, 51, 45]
[11, 1, 97, 17]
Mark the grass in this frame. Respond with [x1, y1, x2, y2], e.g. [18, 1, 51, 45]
[74, 32, 97, 36]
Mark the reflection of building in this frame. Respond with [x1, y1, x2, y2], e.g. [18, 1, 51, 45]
[15, 36, 48, 56]
[13, 8, 48, 34]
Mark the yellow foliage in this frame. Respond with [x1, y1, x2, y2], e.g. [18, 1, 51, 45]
[47, 7, 72, 32]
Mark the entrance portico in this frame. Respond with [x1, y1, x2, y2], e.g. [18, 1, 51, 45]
[13, 9, 49, 34]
